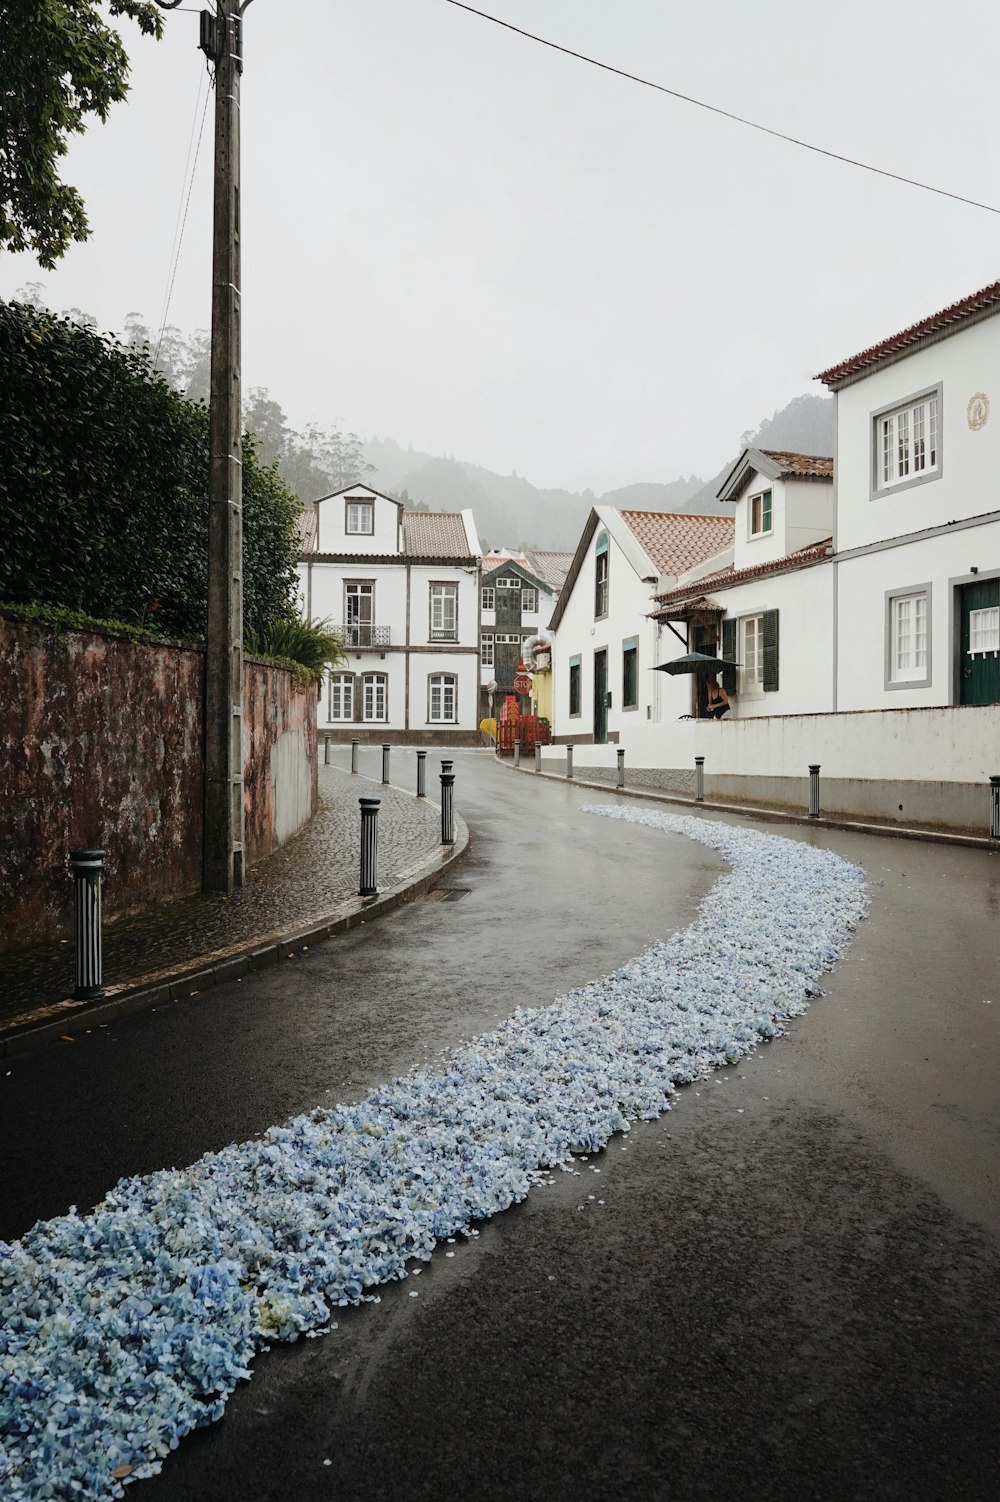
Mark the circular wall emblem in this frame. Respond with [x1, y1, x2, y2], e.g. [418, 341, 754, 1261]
[968, 392, 989, 430]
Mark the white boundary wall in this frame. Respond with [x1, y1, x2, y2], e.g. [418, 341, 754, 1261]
[542, 704, 1000, 784]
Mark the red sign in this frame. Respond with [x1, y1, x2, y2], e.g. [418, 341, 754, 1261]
[514, 674, 532, 694]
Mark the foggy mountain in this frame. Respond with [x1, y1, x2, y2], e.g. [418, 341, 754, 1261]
[364, 394, 833, 548]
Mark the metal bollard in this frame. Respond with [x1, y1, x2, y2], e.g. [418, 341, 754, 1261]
[440, 769, 455, 845]
[441, 759, 453, 774]
[323, 734, 331, 766]
[351, 737, 359, 774]
[416, 750, 427, 798]
[566, 744, 573, 780]
[535, 744, 542, 773]
[382, 743, 391, 784]
[695, 756, 705, 803]
[513, 738, 520, 767]
[808, 763, 821, 819]
[990, 775, 1000, 839]
[617, 747, 625, 790]
[70, 848, 104, 1000]
[359, 798, 380, 896]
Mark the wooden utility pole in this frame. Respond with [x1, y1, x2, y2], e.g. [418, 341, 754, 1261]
[201, 1, 253, 892]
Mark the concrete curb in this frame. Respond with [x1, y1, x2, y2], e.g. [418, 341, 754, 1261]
[1, 816, 471, 1061]
[503, 757, 999, 851]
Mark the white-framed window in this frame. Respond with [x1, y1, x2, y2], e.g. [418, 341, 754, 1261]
[969, 606, 999, 657]
[428, 673, 457, 722]
[888, 591, 929, 684]
[328, 672, 354, 721]
[482, 586, 495, 611]
[741, 615, 764, 692]
[344, 581, 374, 647]
[749, 489, 772, 537]
[346, 499, 374, 535]
[429, 583, 458, 641]
[481, 634, 495, 668]
[875, 390, 940, 493]
[362, 673, 387, 721]
[521, 586, 538, 612]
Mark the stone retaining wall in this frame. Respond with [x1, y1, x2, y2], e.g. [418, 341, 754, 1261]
[0, 618, 317, 949]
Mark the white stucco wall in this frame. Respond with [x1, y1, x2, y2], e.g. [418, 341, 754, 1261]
[303, 556, 480, 734]
[835, 311, 1000, 553]
[539, 703, 999, 785]
[732, 476, 833, 573]
[734, 476, 787, 570]
[717, 561, 835, 717]
[316, 487, 401, 555]
[550, 525, 664, 740]
[834, 518, 1000, 710]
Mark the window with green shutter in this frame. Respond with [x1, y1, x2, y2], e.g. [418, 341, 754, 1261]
[762, 609, 779, 691]
[721, 618, 737, 694]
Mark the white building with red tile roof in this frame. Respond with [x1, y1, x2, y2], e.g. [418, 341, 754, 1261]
[649, 448, 836, 720]
[541, 280, 999, 834]
[298, 484, 483, 743]
[548, 506, 734, 743]
[816, 279, 1000, 718]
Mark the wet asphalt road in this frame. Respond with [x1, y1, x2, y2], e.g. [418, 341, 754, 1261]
[3, 749, 1000, 1501]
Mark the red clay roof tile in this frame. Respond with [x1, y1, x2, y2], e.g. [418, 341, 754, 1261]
[815, 279, 1000, 385]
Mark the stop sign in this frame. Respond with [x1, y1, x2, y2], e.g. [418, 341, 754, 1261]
[514, 674, 532, 694]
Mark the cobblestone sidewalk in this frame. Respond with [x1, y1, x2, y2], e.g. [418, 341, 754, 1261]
[0, 766, 451, 1037]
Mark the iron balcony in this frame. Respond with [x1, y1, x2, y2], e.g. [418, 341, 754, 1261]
[338, 624, 391, 649]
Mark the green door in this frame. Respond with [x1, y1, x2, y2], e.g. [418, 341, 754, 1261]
[958, 579, 1000, 705]
[594, 649, 607, 743]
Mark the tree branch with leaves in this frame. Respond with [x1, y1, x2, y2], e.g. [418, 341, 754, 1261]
[0, 1, 163, 267]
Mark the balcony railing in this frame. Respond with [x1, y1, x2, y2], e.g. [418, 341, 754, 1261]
[337, 624, 391, 649]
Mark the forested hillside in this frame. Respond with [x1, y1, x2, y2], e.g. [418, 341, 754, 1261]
[364, 392, 834, 545]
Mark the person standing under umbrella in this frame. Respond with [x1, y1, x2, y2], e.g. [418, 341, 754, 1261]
[704, 675, 730, 719]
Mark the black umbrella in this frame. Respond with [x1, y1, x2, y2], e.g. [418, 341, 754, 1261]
[652, 652, 739, 674]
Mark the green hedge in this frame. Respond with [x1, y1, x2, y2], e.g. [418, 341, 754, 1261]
[0, 301, 301, 641]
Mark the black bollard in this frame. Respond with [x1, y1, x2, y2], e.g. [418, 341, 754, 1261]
[695, 755, 705, 803]
[416, 750, 427, 798]
[440, 769, 455, 845]
[513, 738, 520, 767]
[70, 848, 105, 1001]
[382, 743, 391, 784]
[990, 775, 1000, 839]
[350, 737, 359, 774]
[808, 764, 821, 819]
[566, 744, 574, 780]
[323, 734, 331, 766]
[359, 798, 380, 896]
[616, 746, 625, 789]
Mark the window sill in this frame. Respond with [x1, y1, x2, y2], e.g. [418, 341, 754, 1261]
[871, 469, 940, 502]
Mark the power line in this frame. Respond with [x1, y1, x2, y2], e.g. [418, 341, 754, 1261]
[154, 64, 213, 369]
[443, 0, 1000, 217]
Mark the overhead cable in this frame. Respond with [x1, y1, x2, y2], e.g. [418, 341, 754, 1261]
[443, 0, 1000, 216]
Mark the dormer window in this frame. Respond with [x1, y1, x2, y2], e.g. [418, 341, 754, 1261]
[346, 499, 374, 535]
[749, 489, 772, 537]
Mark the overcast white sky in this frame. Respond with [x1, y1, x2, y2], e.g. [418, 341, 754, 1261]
[3, 0, 999, 491]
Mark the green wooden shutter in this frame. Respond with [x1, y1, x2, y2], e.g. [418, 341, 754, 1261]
[762, 609, 779, 691]
[721, 618, 737, 694]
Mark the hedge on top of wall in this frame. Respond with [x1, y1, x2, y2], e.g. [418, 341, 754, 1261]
[0, 300, 301, 642]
